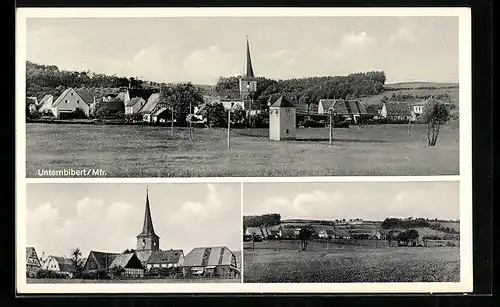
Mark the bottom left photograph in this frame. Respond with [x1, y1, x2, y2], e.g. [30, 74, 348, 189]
[23, 182, 242, 284]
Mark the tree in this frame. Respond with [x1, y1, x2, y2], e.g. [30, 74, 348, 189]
[421, 99, 451, 146]
[406, 229, 420, 246]
[122, 249, 136, 254]
[70, 247, 84, 275]
[298, 227, 313, 251]
[231, 104, 247, 126]
[73, 107, 87, 119]
[396, 231, 409, 246]
[205, 103, 227, 128]
[160, 82, 204, 127]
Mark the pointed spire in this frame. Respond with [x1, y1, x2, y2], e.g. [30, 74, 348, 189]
[245, 35, 255, 78]
[138, 186, 157, 237]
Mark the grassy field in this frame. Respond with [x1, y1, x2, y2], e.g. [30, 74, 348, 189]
[243, 241, 460, 283]
[26, 123, 459, 177]
[27, 278, 241, 284]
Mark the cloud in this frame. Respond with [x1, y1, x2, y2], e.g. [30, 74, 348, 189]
[389, 26, 416, 43]
[27, 202, 58, 225]
[169, 183, 226, 222]
[182, 45, 240, 82]
[341, 32, 375, 45]
[76, 197, 103, 217]
[105, 202, 134, 222]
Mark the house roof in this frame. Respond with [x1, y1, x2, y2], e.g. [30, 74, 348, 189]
[383, 102, 411, 115]
[109, 253, 143, 270]
[52, 88, 73, 107]
[139, 93, 161, 114]
[243, 100, 261, 110]
[135, 251, 153, 264]
[76, 89, 95, 104]
[26, 247, 38, 260]
[271, 96, 295, 108]
[51, 256, 76, 273]
[147, 249, 184, 264]
[126, 97, 145, 107]
[86, 251, 119, 270]
[38, 94, 53, 106]
[318, 99, 350, 115]
[183, 246, 235, 267]
[280, 228, 296, 236]
[127, 88, 159, 101]
[152, 107, 168, 117]
[99, 100, 124, 111]
[346, 100, 368, 115]
[245, 227, 263, 235]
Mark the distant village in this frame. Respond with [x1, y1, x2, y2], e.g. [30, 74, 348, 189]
[25, 37, 454, 133]
[26, 189, 240, 281]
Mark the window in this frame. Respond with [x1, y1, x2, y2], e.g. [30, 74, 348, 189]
[70, 93, 73, 96]
[65, 100, 68, 103]
[77, 100, 80, 103]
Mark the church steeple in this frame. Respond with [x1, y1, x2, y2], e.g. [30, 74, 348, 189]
[137, 186, 159, 251]
[245, 36, 255, 78]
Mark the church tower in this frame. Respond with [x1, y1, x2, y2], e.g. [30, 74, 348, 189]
[239, 36, 257, 100]
[136, 187, 160, 252]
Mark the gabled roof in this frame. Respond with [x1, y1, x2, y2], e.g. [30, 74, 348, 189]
[75, 89, 95, 104]
[270, 96, 295, 108]
[383, 102, 411, 115]
[318, 99, 349, 114]
[109, 253, 144, 270]
[182, 246, 235, 267]
[346, 100, 367, 115]
[126, 97, 145, 107]
[85, 251, 119, 270]
[38, 94, 53, 106]
[127, 88, 159, 101]
[26, 247, 38, 260]
[147, 249, 184, 264]
[139, 93, 161, 114]
[50, 256, 76, 273]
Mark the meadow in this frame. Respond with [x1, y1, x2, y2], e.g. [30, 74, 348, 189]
[243, 240, 460, 283]
[27, 278, 241, 284]
[26, 122, 459, 177]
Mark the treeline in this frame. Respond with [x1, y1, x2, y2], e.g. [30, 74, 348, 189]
[243, 214, 281, 228]
[383, 92, 454, 103]
[381, 218, 431, 229]
[215, 71, 387, 107]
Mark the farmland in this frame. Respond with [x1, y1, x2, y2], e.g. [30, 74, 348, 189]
[243, 240, 460, 283]
[26, 122, 459, 177]
[27, 278, 240, 284]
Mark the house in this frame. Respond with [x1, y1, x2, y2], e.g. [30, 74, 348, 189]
[268, 229, 282, 239]
[83, 251, 119, 272]
[125, 97, 146, 115]
[280, 228, 296, 239]
[139, 93, 162, 123]
[94, 97, 125, 116]
[38, 94, 54, 114]
[181, 246, 240, 278]
[293, 228, 302, 237]
[51, 88, 95, 118]
[411, 100, 427, 120]
[318, 99, 368, 123]
[145, 249, 184, 271]
[123, 88, 159, 107]
[108, 253, 145, 277]
[245, 227, 265, 239]
[380, 102, 411, 120]
[42, 256, 76, 277]
[26, 247, 42, 277]
[318, 229, 335, 239]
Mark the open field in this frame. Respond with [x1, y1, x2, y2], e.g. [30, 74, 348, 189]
[26, 123, 459, 177]
[27, 278, 241, 284]
[243, 240, 460, 283]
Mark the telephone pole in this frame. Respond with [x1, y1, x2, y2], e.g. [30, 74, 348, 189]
[189, 100, 193, 141]
[227, 108, 231, 149]
[329, 108, 333, 146]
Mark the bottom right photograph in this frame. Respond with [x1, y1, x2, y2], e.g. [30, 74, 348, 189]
[242, 181, 460, 283]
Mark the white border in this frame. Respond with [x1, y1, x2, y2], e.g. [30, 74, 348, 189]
[16, 7, 472, 294]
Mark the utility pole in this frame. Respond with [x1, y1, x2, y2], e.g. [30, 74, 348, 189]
[189, 100, 193, 141]
[170, 106, 174, 135]
[227, 107, 231, 149]
[329, 108, 333, 146]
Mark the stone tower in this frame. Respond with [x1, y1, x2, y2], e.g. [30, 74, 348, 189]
[239, 36, 257, 100]
[136, 187, 160, 252]
[269, 95, 296, 141]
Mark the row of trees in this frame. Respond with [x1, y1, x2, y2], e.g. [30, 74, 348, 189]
[243, 214, 282, 228]
[381, 218, 431, 229]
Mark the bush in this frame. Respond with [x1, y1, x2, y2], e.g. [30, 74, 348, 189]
[75, 269, 111, 280]
[73, 107, 87, 119]
[146, 267, 182, 278]
[35, 269, 68, 279]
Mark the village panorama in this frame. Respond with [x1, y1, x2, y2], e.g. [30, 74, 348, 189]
[242, 181, 461, 283]
[25, 36, 459, 178]
[26, 184, 242, 283]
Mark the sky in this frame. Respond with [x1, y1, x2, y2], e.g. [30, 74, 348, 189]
[26, 183, 241, 259]
[26, 16, 459, 85]
[243, 181, 459, 221]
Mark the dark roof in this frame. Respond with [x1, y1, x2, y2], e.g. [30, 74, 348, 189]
[147, 250, 184, 264]
[243, 100, 261, 110]
[137, 190, 158, 238]
[318, 99, 349, 115]
[271, 96, 295, 108]
[384, 102, 411, 115]
[26, 247, 38, 260]
[346, 100, 367, 115]
[86, 251, 119, 270]
[75, 89, 95, 104]
[128, 88, 158, 101]
[139, 93, 161, 114]
[109, 253, 144, 270]
[52, 256, 76, 273]
[244, 38, 255, 78]
[38, 94, 53, 106]
[126, 97, 145, 107]
[99, 100, 125, 111]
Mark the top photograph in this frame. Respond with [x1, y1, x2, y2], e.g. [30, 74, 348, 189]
[21, 13, 464, 178]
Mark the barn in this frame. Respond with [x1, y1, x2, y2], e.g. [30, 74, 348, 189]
[181, 246, 240, 278]
[108, 253, 145, 277]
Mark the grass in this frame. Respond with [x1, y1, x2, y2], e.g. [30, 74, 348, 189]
[26, 123, 459, 177]
[243, 240, 460, 283]
[27, 278, 241, 284]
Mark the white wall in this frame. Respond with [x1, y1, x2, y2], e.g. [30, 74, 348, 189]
[269, 107, 296, 140]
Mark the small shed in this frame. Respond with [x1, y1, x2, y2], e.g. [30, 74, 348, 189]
[269, 96, 296, 141]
